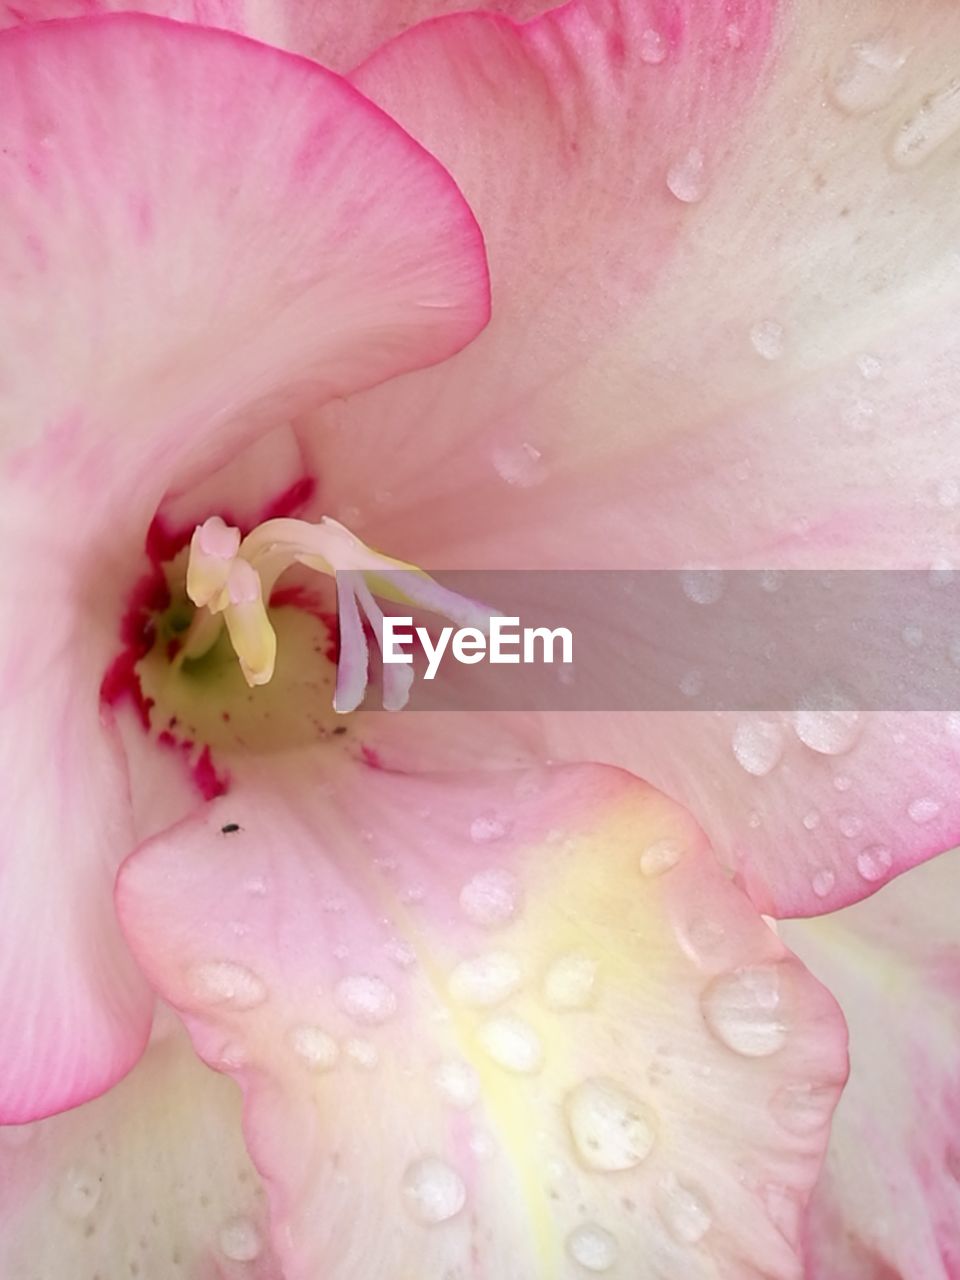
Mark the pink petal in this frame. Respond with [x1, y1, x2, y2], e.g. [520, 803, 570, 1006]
[0, 0, 558, 68]
[278, 0, 960, 916]
[117, 761, 847, 1279]
[782, 850, 960, 1279]
[0, 12, 488, 1120]
[0, 1008, 282, 1279]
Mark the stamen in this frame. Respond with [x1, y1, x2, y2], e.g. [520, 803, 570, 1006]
[186, 516, 241, 610]
[184, 515, 494, 711]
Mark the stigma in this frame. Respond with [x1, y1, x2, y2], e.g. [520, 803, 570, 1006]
[183, 515, 493, 713]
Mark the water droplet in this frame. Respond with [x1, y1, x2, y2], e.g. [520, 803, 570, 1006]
[543, 951, 598, 1010]
[793, 685, 863, 755]
[656, 1174, 712, 1244]
[833, 773, 853, 792]
[243, 875, 268, 896]
[838, 813, 863, 839]
[828, 39, 907, 115]
[448, 951, 522, 1008]
[908, 796, 941, 825]
[401, 1157, 466, 1225]
[492, 441, 545, 488]
[666, 147, 707, 203]
[639, 837, 684, 876]
[856, 352, 883, 380]
[891, 76, 960, 169]
[811, 868, 836, 898]
[679, 667, 705, 698]
[770, 1082, 838, 1135]
[679, 567, 724, 605]
[732, 718, 785, 777]
[566, 1223, 619, 1272]
[434, 1058, 481, 1109]
[289, 1025, 339, 1071]
[856, 843, 892, 882]
[345, 1038, 379, 1069]
[384, 938, 417, 968]
[639, 27, 666, 64]
[565, 1078, 656, 1171]
[189, 961, 267, 1011]
[470, 813, 508, 843]
[902, 624, 924, 649]
[477, 1014, 544, 1074]
[219, 1217, 262, 1262]
[334, 975, 397, 1025]
[802, 809, 821, 831]
[702, 966, 787, 1057]
[749, 319, 785, 360]
[56, 1165, 102, 1220]
[459, 867, 522, 928]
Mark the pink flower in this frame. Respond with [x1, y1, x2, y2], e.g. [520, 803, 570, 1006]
[0, 1, 954, 1276]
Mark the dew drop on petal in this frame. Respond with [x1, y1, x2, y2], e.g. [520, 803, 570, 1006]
[477, 1014, 544, 1074]
[334, 975, 397, 1025]
[566, 1223, 619, 1273]
[656, 1174, 713, 1244]
[702, 966, 788, 1057]
[828, 38, 907, 115]
[188, 961, 267, 1010]
[811, 868, 836, 898]
[492, 441, 545, 488]
[666, 147, 707, 203]
[639, 837, 684, 877]
[679, 567, 724, 605]
[838, 813, 863, 839]
[731, 718, 785, 777]
[459, 868, 522, 928]
[890, 76, 960, 169]
[639, 27, 667, 63]
[565, 1078, 656, 1171]
[401, 1157, 466, 1225]
[219, 1217, 262, 1262]
[908, 796, 941, 825]
[289, 1025, 339, 1071]
[749, 319, 785, 360]
[543, 951, 599, 1010]
[447, 951, 522, 1008]
[470, 813, 509, 843]
[793, 685, 863, 755]
[802, 809, 821, 831]
[434, 1059, 481, 1110]
[56, 1165, 102, 1221]
[856, 843, 892, 882]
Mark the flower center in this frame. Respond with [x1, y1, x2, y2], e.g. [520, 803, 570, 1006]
[182, 514, 493, 714]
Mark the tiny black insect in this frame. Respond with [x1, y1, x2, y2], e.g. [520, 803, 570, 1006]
[220, 822, 241, 834]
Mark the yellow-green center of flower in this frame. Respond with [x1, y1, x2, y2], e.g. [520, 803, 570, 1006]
[182, 515, 493, 713]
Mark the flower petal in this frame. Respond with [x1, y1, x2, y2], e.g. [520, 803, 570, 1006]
[0, 0, 558, 68]
[0, 1009, 282, 1279]
[117, 762, 847, 1279]
[782, 849, 960, 1280]
[0, 11, 488, 1120]
[281, 0, 960, 915]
